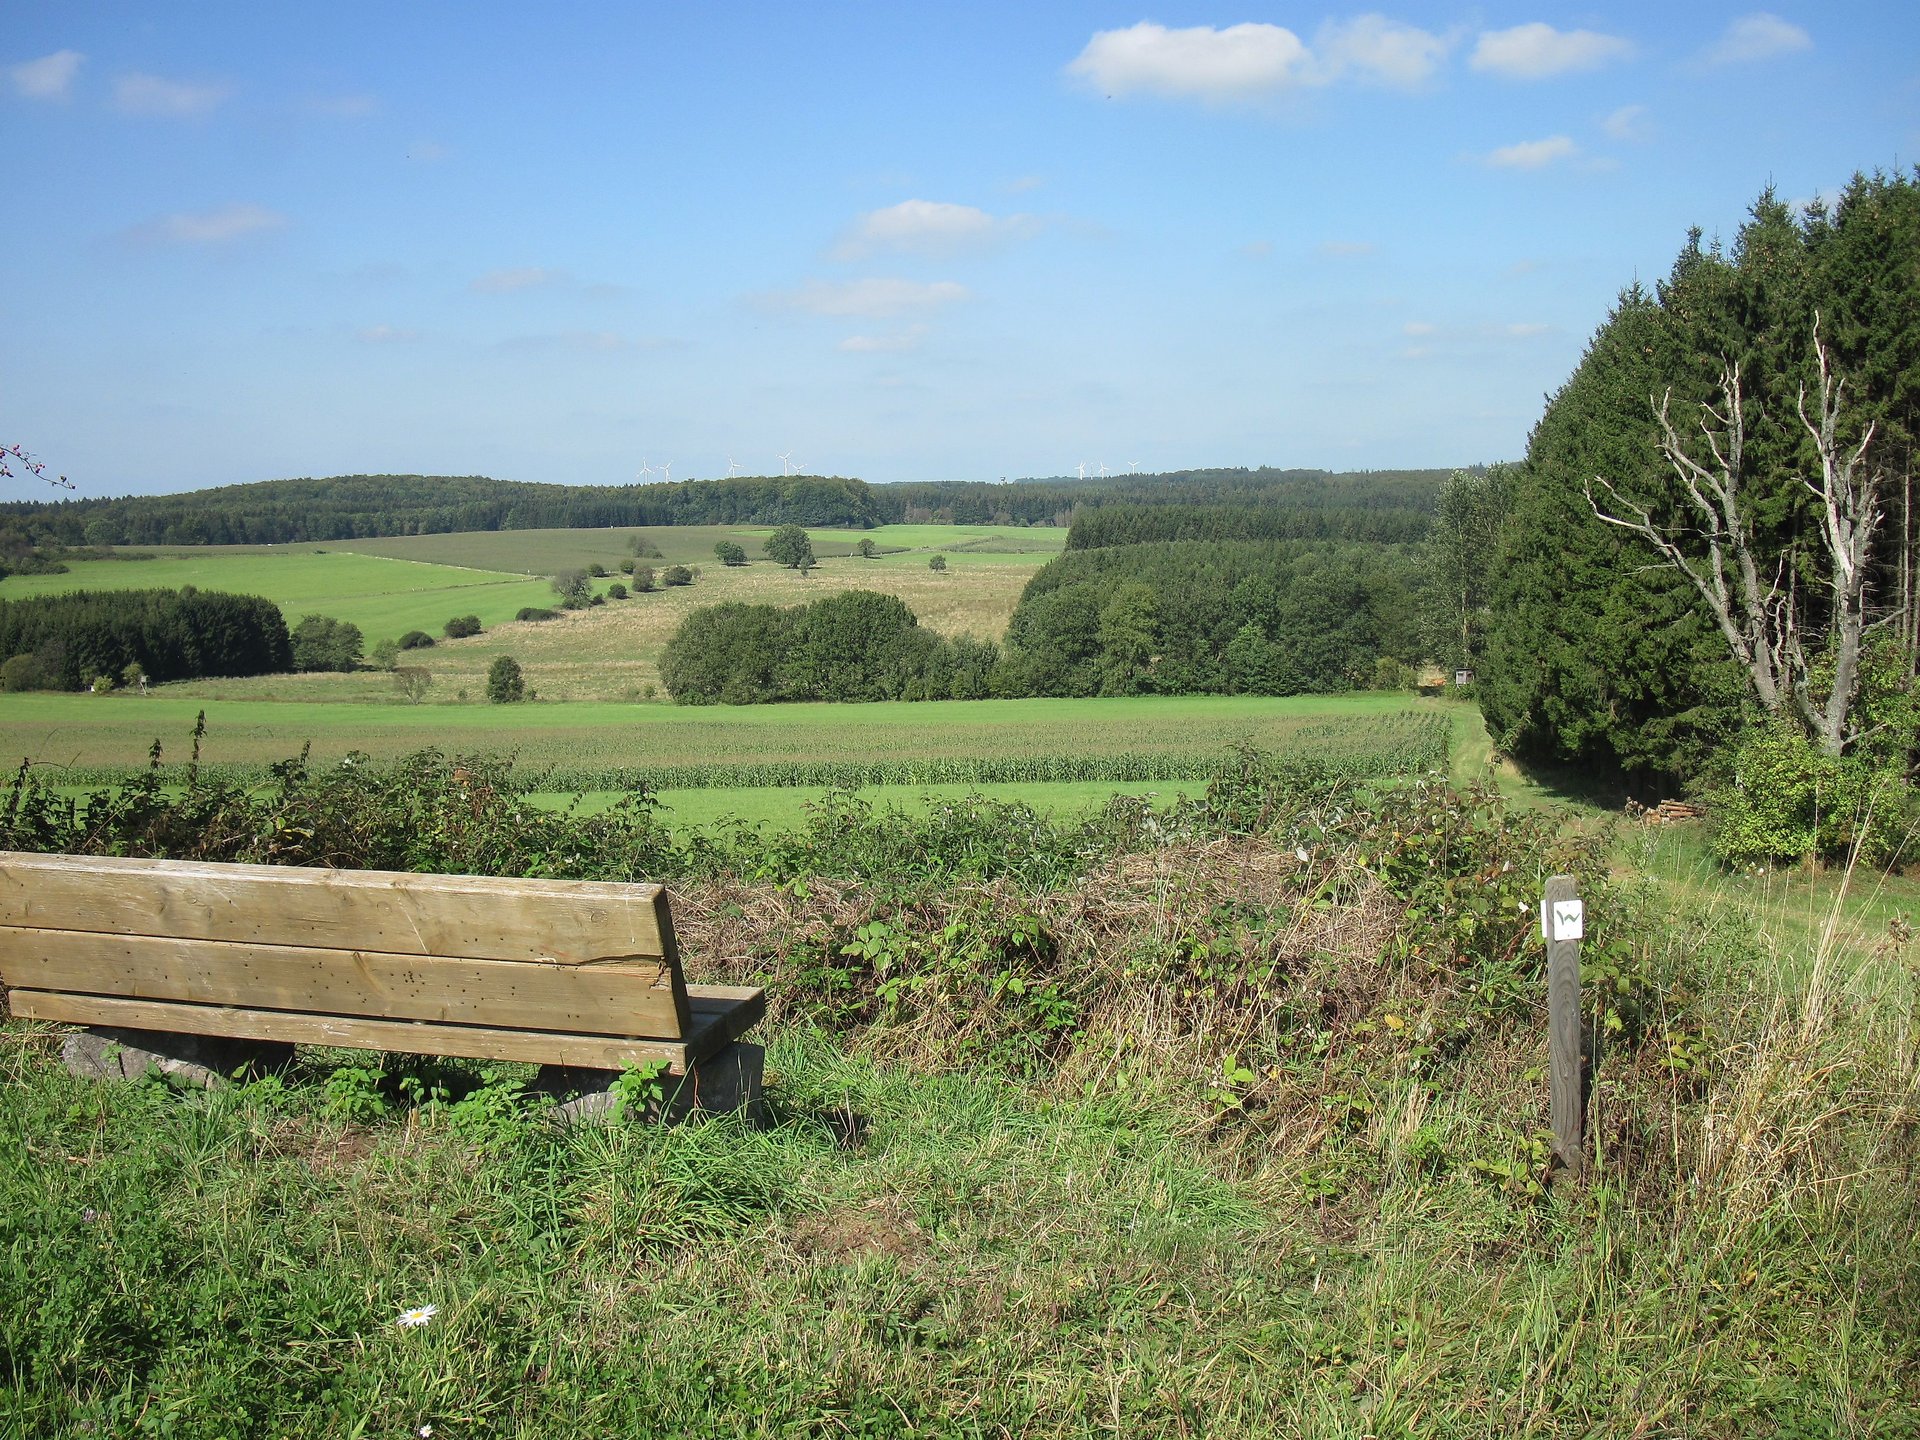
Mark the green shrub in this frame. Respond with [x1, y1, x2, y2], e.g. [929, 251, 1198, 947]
[444, 614, 482, 639]
[1708, 718, 1915, 868]
[397, 630, 435, 650]
[515, 607, 557, 623]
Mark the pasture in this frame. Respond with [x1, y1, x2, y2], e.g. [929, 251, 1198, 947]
[0, 549, 557, 641]
[2, 526, 1056, 698]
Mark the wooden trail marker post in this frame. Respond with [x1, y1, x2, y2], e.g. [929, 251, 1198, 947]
[1542, 874, 1584, 1177]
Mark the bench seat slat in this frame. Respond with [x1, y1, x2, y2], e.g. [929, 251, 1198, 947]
[0, 853, 678, 969]
[0, 928, 686, 1039]
[9, 986, 764, 1072]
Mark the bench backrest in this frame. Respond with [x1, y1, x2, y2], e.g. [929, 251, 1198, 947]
[0, 852, 718, 1069]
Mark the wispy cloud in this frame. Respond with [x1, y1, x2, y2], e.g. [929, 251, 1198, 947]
[840, 325, 929, 353]
[1318, 240, 1376, 258]
[1601, 104, 1653, 141]
[1004, 174, 1045, 194]
[1482, 135, 1579, 170]
[355, 324, 420, 344]
[127, 201, 287, 245]
[1703, 13, 1812, 65]
[1240, 240, 1275, 260]
[115, 72, 231, 118]
[1312, 15, 1453, 89]
[305, 93, 379, 119]
[1470, 24, 1633, 79]
[832, 200, 1035, 261]
[1064, 18, 1452, 103]
[758, 277, 969, 320]
[407, 139, 448, 162]
[471, 266, 566, 294]
[9, 49, 83, 101]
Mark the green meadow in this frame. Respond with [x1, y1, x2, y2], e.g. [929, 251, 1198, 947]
[0, 549, 557, 639]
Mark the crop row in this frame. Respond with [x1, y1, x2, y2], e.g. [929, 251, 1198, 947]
[49, 716, 1448, 794]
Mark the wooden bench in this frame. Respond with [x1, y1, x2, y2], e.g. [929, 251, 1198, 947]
[0, 852, 764, 1117]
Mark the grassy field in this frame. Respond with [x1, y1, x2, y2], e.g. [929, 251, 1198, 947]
[3, 526, 1055, 699]
[0, 550, 558, 643]
[0, 691, 1463, 783]
[332, 522, 1066, 571]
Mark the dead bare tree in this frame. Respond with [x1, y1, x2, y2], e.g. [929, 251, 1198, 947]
[1586, 315, 1881, 756]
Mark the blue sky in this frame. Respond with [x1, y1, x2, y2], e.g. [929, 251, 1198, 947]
[3, 3, 1915, 501]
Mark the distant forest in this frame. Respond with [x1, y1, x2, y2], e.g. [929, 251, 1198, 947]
[1, 467, 1451, 548]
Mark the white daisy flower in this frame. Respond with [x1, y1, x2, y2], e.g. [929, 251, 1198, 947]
[396, 1304, 438, 1329]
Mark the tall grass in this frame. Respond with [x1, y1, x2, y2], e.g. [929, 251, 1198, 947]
[1, 756, 1915, 1435]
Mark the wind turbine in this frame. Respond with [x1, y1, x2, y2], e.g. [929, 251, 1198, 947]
[780, 451, 794, 476]
[660, 459, 673, 483]
[1128, 460, 1139, 474]
[726, 456, 742, 477]
[637, 459, 654, 480]
[1076, 462, 1085, 480]
[1097, 461, 1108, 478]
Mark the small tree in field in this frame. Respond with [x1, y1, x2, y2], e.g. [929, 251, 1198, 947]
[393, 666, 432, 703]
[486, 655, 525, 703]
[715, 541, 747, 566]
[551, 569, 593, 610]
[631, 564, 656, 593]
[929, 554, 947, 572]
[857, 537, 877, 559]
[764, 524, 814, 569]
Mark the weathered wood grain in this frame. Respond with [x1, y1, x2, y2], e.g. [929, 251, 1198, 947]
[9, 989, 760, 1070]
[1544, 873, 1585, 1177]
[0, 852, 678, 967]
[0, 928, 684, 1037]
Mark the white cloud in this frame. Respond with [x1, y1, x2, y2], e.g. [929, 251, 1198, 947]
[9, 50, 83, 101]
[356, 324, 420, 344]
[132, 202, 287, 244]
[1704, 13, 1812, 65]
[1470, 24, 1633, 79]
[407, 139, 448, 162]
[760, 277, 969, 320]
[1318, 240, 1376, 258]
[1240, 239, 1275, 260]
[840, 325, 929, 353]
[1504, 322, 1550, 337]
[1403, 321, 1437, 337]
[115, 72, 231, 118]
[471, 266, 564, 294]
[306, 93, 379, 119]
[832, 200, 1030, 261]
[1601, 104, 1653, 141]
[1484, 135, 1579, 169]
[1313, 15, 1452, 88]
[1066, 22, 1313, 102]
[1005, 175, 1045, 194]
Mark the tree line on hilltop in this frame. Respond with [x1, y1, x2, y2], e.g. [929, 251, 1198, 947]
[1, 467, 1449, 549]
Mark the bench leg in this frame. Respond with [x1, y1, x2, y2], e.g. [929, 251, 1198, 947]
[532, 1041, 766, 1126]
[61, 1026, 296, 1089]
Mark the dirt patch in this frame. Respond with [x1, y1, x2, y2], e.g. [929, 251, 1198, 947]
[787, 1195, 926, 1263]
